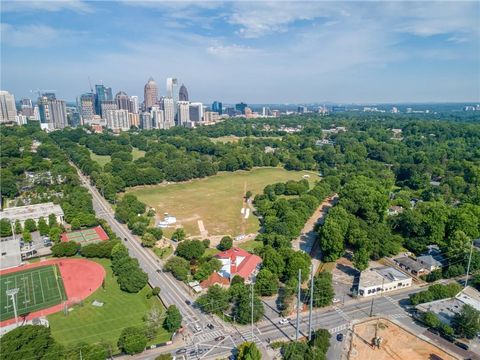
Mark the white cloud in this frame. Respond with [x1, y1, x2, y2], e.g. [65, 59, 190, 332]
[1, 0, 92, 13]
[207, 44, 263, 57]
[1, 23, 60, 47]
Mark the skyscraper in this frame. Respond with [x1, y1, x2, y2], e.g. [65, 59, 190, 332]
[144, 77, 158, 110]
[211, 101, 222, 115]
[179, 84, 189, 101]
[0, 91, 17, 123]
[177, 101, 190, 125]
[105, 109, 129, 131]
[151, 106, 165, 129]
[161, 97, 175, 128]
[130, 96, 139, 114]
[115, 91, 133, 112]
[189, 102, 203, 122]
[77, 93, 95, 124]
[166, 78, 178, 98]
[100, 100, 118, 119]
[140, 112, 152, 130]
[95, 84, 113, 114]
[38, 94, 67, 129]
[235, 102, 248, 114]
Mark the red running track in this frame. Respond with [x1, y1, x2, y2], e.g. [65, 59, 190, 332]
[0, 258, 105, 327]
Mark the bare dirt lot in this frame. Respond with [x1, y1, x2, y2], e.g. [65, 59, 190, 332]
[349, 318, 459, 360]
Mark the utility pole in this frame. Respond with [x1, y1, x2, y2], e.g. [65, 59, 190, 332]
[296, 269, 301, 341]
[6, 288, 19, 327]
[251, 282, 254, 340]
[308, 265, 314, 341]
[465, 239, 474, 288]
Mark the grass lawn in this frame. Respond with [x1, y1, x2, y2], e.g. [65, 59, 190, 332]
[89, 149, 111, 167]
[132, 147, 146, 160]
[210, 136, 283, 143]
[237, 240, 264, 253]
[204, 248, 220, 257]
[0, 265, 66, 321]
[153, 246, 173, 259]
[128, 168, 318, 237]
[48, 258, 170, 352]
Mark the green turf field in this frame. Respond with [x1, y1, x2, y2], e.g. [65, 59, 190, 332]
[48, 258, 170, 352]
[128, 167, 318, 237]
[88, 149, 111, 167]
[0, 265, 66, 321]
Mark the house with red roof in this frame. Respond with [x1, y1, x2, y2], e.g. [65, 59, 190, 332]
[201, 247, 262, 288]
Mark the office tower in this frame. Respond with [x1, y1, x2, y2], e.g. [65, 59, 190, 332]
[211, 101, 222, 115]
[225, 107, 237, 117]
[115, 91, 133, 112]
[140, 112, 152, 130]
[262, 107, 272, 116]
[77, 93, 96, 124]
[179, 84, 189, 101]
[32, 106, 40, 121]
[297, 106, 307, 114]
[129, 113, 140, 128]
[177, 101, 190, 125]
[100, 100, 118, 119]
[105, 109, 129, 131]
[151, 106, 165, 129]
[95, 84, 113, 114]
[235, 102, 247, 114]
[0, 91, 17, 123]
[161, 97, 175, 128]
[189, 102, 203, 122]
[21, 98, 32, 108]
[70, 110, 81, 127]
[144, 77, 158, 110]
[166, 78, 178, 98]
[130, 96, 139, 114]
[203, 111, 219, 123]
[43, 92, 57, 100]
[38, 94, 67, 129]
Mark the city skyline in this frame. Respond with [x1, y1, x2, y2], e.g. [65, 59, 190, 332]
[2, 1, 479, 103]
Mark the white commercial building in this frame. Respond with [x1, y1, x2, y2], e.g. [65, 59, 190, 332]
[161, 97, 175, 128]
[177, 101, 190, 125]
[105, 109, 130, 131]
[0, 90, 17, 123]
[1, 203, 64, 226]
[358, 266, 412, 297]
[151, 106, 166, 129]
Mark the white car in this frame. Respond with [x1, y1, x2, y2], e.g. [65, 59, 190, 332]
[279, 318, 289, 325]
[194, 324, 202, 332]
[333, 298, 340, 303]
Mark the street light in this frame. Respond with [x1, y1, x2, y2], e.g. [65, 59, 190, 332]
[6, 288, 19, 327]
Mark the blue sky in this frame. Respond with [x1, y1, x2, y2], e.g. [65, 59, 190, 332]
[2, 0, 479, 103]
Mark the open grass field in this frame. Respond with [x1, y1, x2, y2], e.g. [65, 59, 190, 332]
[88, 149, 111, 167]
[0, 265, 66, 321]
[128, 167, 318, 237]
[132, 147, 146, 160]
[48, 258, 170, 351]
[210, 135, 283, 143]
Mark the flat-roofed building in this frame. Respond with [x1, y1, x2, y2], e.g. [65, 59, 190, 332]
[1, 202, 64, 226]
[0, 237, 22, 269]
[358, 266, 412, 297]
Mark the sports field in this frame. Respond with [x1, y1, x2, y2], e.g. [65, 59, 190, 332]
[128, 167, 318, 237]
[61, 226, 109, 244]
[0, 265, 66, 321]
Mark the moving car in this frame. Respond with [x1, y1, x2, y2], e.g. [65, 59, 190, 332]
[214, 336, 225, 341]
[194, 324, 202, 332]
[337, 333, 344, 341]
[279, 318, 289, 325]
[207, 323, 214, 330]
[185, 300, 192, 305]
[176, 348, 187, 354]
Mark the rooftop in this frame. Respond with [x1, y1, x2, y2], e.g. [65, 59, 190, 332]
[359, 266, 410, 288]
[394, 256, 427, 272]
[1, 203, 63, 222]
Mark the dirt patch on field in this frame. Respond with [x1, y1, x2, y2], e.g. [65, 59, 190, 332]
[349, 318, 459, 360]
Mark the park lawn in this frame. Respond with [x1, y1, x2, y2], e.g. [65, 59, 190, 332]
[153, 246, 173, 259]
[204, 248, 220, 257]
[237, 240, 264, 253]
[88, 149, 111, 167]
[48, 258, 170, 352]
[210, 136, 282, 143]
[128, 168, 318, 238]
[132, 147, 146, 160]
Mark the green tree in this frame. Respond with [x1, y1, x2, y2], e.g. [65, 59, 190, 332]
[117, 267, 148, 293]
[24, 218, 37, 232]
[141, 232, 157, 248]
[422, 311, 441, 329]
[165, 256, 190, 281]
[237, 342, 261, 360]
[171, 228, 186, 242]
[260, 245, 285, 276]
[311, 272, 335, 308]
[445, 230, 471, 263]
[145, 227, 163, 240]
[49, 226, 62, 243]
[152, 287, 161, 296]
[193, 258, 222, 281]
[163, 305, 182, 332]
[255, 268, 279, 296]
[144, 306, 164, 339]
[48, 213, 58, 227]
[176, 240, 205, 261]
[118, 326, 147, 355]
[14, 219, 22, 234]
[452, 304, 480, 339]
[245, 190, 253, 199]
[0, 219, 13, 237]
[51, 241, 80, 257]
[234, 292, 264, 324]
[353, 246, 370, 271]
[310, 328, 331, 354]
[218, 236, 233, 251]
[197, 285, 230, 314]
[37, 217, 50, 236]
[0, 325, 64, 360]
[155, 354, 173, 360]
[22, 230, 32, 243]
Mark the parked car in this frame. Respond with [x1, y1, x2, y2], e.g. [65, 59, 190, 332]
[176, 348, 186, 354]
[207, 323, 214, 330]
[455, 341, 469, 351]
[214, 336, 225, 341]
[194, 324, 202, 332]
[279, 318, 289, 325]
[185, 300, 192, 305]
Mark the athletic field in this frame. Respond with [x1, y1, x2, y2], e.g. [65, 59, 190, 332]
[0, 265, 66, 321]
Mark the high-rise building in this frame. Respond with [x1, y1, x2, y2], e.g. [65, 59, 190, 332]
[177, 101, 190, 125]
[166, 78, 178, 98]
[38, 94, 67, 129]
[144, 77, 158, 110]
[77, 93, 96, 124]
[129, 113, 140, 128]
[189, 102, 203, 122]
[20, 98, 32, 108]
[105, 109, 129, 131]
[203, 111, 219, 124]
[0, 91, 17, 123]
[297, 106, 308, 114]
[115, 91, 133, 112]
[95, 84, 113, 114]
[20, 98, 34, 117]
[235, 102, 247, 114]
[151, 106, 165, 129]
[140, 112, 152, 130]
[211, 101, 222, 115]
[100, 100, 118, 119]
[262, 107, 272, 117]
[161, 97, 175, 128]
[179, 84, 189, 101]
[130, 96, 139, 114]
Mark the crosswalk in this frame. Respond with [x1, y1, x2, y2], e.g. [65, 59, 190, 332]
[238, 329, 263, 346]
[333, 306, 350, 322]
[329, 323, 348, 334]
[193, 329, 224, 343]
